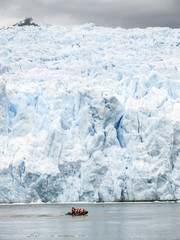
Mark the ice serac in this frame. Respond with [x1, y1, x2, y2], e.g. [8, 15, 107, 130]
[0, 24, 180, 203]
[0, 79, 8, 135]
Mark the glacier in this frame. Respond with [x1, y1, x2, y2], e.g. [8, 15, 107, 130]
[0, 23, 180, 203]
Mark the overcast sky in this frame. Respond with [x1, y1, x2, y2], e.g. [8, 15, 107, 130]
[0, 0, 180, 28]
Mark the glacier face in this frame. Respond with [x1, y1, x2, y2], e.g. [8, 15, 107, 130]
[0, 24, 180, 203]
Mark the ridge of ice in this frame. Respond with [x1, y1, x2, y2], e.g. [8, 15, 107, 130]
[0, 24, 180, 203]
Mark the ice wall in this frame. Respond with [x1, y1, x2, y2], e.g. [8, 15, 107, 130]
[0, 80, 8, 135]
[0, 24, 180, 203]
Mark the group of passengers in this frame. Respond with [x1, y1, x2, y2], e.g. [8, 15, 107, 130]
[71, 207, 86, 214]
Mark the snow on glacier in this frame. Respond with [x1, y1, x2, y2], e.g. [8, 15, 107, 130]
[0, 23, 180, 203]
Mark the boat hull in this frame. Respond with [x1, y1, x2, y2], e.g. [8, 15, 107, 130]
[66, 211, 88, 216]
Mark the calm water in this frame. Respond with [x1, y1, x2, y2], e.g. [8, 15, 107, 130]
[0, 203, 179, 240]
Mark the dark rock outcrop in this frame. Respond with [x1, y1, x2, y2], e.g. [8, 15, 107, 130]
[13, 18, 39, 27]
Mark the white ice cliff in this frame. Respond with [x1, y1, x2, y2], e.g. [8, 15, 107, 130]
[0, 23, 180, 203]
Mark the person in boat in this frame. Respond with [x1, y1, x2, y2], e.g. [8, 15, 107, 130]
[83, 208, 86, 213]
[79, 209, 82, 214]
[72, 207, 76, 214]
[76, 208, 80, 214]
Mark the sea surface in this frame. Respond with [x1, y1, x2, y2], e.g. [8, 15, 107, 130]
[0, 202, 179, 240]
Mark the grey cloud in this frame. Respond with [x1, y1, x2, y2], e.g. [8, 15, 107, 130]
[0, 0, 179, 28]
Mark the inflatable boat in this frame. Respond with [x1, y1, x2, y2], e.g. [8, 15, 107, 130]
[66, 210, 88, 216]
